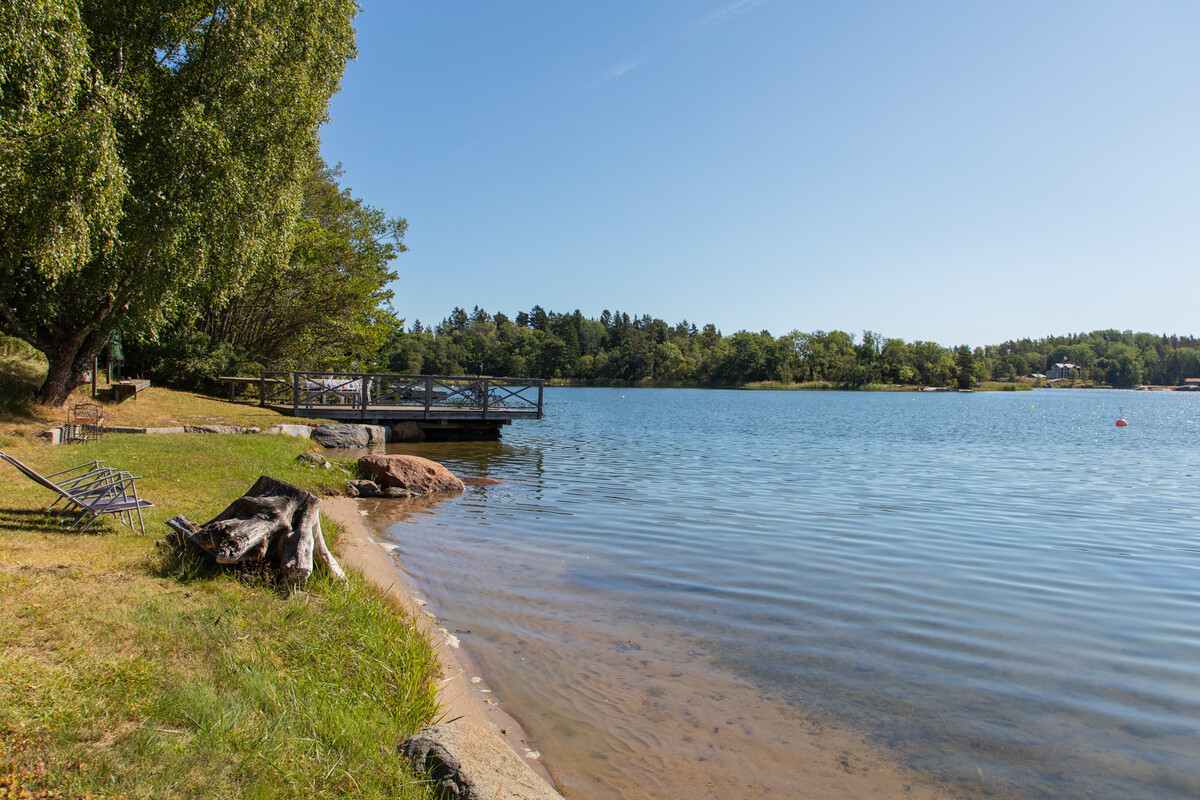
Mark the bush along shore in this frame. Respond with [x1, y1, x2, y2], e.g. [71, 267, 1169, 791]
[0, 395, 449, 799]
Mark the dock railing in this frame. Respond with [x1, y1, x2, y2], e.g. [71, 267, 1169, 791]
[260, 372, 544, 421]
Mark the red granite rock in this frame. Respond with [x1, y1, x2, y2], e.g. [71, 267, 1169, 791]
[358, 455, 464, 495]
[461, 477, 503, 487]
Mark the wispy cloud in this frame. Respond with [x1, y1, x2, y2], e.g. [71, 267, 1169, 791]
[589, 0, 769, 88]
[602, 58, 642, 83]
[689, 0, 769, 34]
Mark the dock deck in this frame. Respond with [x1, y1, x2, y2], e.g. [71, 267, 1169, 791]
[252, 372, 544, 438]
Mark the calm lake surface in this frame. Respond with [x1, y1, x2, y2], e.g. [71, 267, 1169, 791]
[366, 388, 1200, 799]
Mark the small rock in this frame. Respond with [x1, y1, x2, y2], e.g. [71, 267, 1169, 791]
[383, 487, 418, 498]
[297, 452, 326, 466]
[347, 480, 382, 498]
[36, 428, 63, 445]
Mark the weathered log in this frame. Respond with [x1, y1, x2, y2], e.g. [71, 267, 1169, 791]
[166, 476, 345, 585]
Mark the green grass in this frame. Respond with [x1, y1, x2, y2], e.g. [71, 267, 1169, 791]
[0, 432, 441, 799]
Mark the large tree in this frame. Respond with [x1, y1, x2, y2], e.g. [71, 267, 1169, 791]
[191, 156, 406, 373]
[0, 0, 356, 405]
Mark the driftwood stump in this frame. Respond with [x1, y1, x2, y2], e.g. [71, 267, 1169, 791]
[166, 476, 346, 586]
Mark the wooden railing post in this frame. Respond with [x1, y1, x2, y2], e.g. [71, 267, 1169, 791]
[482, 378, 489, 421]
[424, 376, 432, 419]
[360, 373, 368, 421]
[292, 372, 299, 416]
[259, 373, 266, 407]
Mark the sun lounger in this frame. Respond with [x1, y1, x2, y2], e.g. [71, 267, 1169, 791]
[0, 451, 153, 534]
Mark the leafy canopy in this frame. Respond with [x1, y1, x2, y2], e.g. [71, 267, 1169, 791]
[0, 0, 357, 405]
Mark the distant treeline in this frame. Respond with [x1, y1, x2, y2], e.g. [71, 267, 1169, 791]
[379, 307, 1200, 389]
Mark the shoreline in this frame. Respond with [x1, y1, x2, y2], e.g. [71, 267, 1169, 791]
[322, 496, 561, 792]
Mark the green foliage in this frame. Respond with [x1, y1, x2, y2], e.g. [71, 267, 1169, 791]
[954, 345, 976, 390]
[126, 155, 406, 387]
[380, 309, 1200, 391]
[126, 328, 260, 392]
[0, 0, 358, 405]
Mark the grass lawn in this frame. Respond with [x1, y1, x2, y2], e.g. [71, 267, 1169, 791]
[0, 358, 442, 799]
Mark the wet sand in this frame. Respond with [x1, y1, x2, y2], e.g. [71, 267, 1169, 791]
[328, 494, 972, 800]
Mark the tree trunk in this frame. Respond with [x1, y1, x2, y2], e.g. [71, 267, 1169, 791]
[37, 330, 110, 407]
[166, 476, 346, 586]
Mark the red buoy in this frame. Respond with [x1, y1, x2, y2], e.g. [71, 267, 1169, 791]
[1115, 418, 1128, 427]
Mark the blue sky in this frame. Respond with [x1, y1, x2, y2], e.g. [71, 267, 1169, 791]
[319, 1, 1200, 348]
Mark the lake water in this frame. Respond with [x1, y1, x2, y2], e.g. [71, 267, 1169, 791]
[362, 387, 1200, 799]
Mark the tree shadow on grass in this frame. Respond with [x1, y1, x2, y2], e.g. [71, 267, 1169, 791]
[0, 507, 119, 536]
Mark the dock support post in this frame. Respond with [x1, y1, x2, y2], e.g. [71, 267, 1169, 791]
[537, 381, 544, 419]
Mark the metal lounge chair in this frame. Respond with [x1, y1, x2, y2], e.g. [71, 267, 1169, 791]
[0, 450, 153, 534]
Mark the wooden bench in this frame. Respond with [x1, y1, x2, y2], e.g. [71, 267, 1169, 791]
[112, 378, 150, 402]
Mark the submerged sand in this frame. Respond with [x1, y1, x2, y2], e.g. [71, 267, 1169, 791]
[326, 495, 964, 800]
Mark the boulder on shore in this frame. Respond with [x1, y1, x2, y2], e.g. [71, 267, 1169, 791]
[313, 423, 370, 449]
[358, 454, 464, 495]
[363, 424, 390, 445]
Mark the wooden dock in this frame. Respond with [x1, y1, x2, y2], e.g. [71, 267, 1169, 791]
[251, 372, 544, 439]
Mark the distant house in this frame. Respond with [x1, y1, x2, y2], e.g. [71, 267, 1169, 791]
[1048, 362, 1081, 380]
[1180, 378, 1200, 391]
